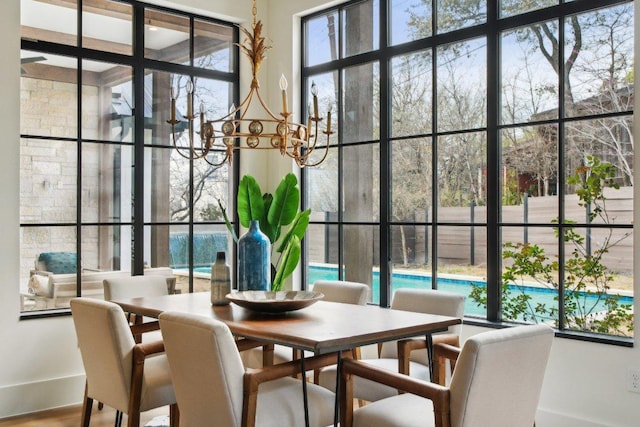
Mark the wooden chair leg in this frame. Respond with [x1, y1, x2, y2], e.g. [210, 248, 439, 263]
[81, 383, 93, 427]
[169, 403, 180, 427]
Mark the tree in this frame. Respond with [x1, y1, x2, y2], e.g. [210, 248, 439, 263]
[469, 157, 633, 336]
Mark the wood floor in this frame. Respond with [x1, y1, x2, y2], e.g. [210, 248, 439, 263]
[0, 405, 170, 427]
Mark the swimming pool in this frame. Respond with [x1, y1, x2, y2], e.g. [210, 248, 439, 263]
[307, 265, 634, 319]
[192, 264, 633, 319]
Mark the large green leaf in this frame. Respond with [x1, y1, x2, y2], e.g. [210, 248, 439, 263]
[217, 199, 239, 243]
[276, 209, 310, 253]
[237, 175, 265, 228]
[260, 193, 277, 243]
[271, 235, 301, 291]
[267, 173, 299, 228]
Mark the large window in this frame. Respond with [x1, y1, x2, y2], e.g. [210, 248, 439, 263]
[19, 0, 238, 314]
[302, 0, 634, 343]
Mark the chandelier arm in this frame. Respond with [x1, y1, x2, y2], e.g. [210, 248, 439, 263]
[203, 150, 230, 167]
[168, 0, 330, 168]
[253, 86, 283, 121]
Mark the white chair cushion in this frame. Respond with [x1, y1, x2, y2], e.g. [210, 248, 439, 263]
[139, 354, 176, 412]
[256, 377, 335, 427]
[353, 393, 435, 427]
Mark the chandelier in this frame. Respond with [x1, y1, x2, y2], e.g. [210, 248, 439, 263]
[167, 0, 332, 168]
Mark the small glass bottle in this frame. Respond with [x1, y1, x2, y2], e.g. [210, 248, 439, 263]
[210, 251, 231, 305]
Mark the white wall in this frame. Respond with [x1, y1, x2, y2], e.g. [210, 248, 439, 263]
[1, 0, 639, 424]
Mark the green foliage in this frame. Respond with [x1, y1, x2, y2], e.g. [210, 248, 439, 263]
[470, 157, 633, 336]
[220, 173, 310, 291]
[200, 203, 223, 221]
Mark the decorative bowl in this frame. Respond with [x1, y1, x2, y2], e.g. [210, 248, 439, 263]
[225, 290, 324, 313]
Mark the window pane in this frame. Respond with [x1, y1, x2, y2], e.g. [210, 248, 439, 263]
[500, 0, 557, 18]
[565, 4, 634, 118]
[389, 0, 431, 45]
[306, 72, 338, 151]
[501, 23, 559, 125]
[82, 60, 133, 142]
[145, 9, 190, 65]
[342, 0, 379, 57]
[81, 143, 132, 224]
[343, 144, 379, 222]
[145, 70, 176, 147]
[165, 224, 230, 294]
[307, 147, 339, 217]
[564, 118, 633, 188]
[194, 19, 235, 72]
[344, 224, 377, 296]
[435, 225, 486, 317]
[496, 226, 560, 324]
[148, 147, 187, 223]
[343, 62, 379, 144]
[82, 0, 132, 55]
[562, 227, 632, 336]
[21, 52, 77, 139]
[436, 132, 487, 220]
[192, 161, 232, 224]
[437, 38, 486, 132]
[501, 125, 559, 220]
[305, 10, 339, 66]
[392, 138, 432, 222]
[391, 51, 432, 138]
[20, 226, 77, 311]
[306, 223, 340, 280]
[81, 225, 132, 273]
[436, 0, 486, 34]
[21, 139, 77, 224]
[21, 0, 77, 46]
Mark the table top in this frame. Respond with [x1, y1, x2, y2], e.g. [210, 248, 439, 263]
[114, 291, 461, 353]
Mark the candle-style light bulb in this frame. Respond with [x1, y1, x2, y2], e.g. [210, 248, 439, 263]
[280, 74, 288, 114]
[310, 81, 318, 119]
[170, 87, 176, 122]
[229, 103, 236, 116]
[186, 80, 193, 118]
[200, 102, 206, 139]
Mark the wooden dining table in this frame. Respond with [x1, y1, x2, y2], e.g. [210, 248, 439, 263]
[113, 291, 461, 426]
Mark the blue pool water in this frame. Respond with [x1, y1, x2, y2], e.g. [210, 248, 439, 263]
[192, 264, 633, 319]
[307, 265, 634, 319]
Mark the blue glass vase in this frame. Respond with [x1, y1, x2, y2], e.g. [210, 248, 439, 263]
[238, 220, 271, 291]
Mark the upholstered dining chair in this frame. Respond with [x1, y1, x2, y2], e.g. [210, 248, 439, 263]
[339, 323, 554, 427]
[70, 298, 178, 427]
[104, 275, 170, 343]
[318, 288, 465, 401]
[158, 310, 337, 427]
[241, 280, 370, 369]
[103, 275, 171, 300]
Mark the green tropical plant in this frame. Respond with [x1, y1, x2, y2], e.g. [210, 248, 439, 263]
[470, 156, 633, 336]
[219, 173, 310, 291]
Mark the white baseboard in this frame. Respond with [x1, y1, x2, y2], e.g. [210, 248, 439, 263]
[0, 374, 85, 419]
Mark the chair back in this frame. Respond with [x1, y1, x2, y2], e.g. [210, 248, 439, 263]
[449, 324, 553, 427]
[380, 288, 465, 360]
[159, 311, 246, 427]
[312, 280, 369, 305]
[103, 275, 169, 301]
[70, 298, 136, 412]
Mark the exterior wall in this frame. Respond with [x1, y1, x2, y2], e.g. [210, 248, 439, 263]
[19, 78, 103, 287]
[0, 1, 638, 426]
